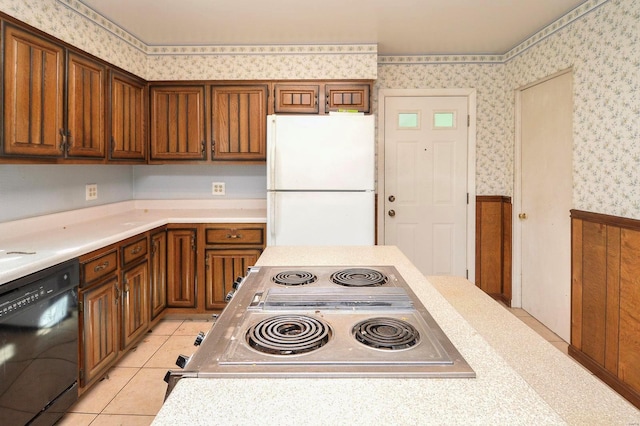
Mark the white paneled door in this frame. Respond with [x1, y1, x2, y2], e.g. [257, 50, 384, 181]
[384, 96, 468, 276]
[518, 71, 573, 342]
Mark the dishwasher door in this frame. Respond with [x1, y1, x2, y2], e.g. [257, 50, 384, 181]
[0, 259, 79, 426]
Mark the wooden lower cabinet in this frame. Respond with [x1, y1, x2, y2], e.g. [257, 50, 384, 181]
[149, 230, 167, 320]
[77, 223, 264, 394]
[167, 228, 197, 308]
[570, 210, 640, 409]
[79, 275, 119, 388]
[205, 249, 261, 310]
[121, 261, 149, 350]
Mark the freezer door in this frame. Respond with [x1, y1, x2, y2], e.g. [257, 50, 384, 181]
[267, 115, 375, 191]
[267, 191, 375, 246]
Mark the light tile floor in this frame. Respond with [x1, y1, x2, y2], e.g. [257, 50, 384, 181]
[59, 318, 215, 426]
[58, 308, 569, 425]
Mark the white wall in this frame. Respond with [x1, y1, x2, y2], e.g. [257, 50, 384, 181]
[133, 165, 266, 200]
[0, 165, 134, 222]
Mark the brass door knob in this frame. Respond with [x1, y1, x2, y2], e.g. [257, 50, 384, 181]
[518, 213, 528, 219]
[388, 210, 396, 217]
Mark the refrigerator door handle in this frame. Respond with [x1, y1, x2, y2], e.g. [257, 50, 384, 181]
[269, 193, 277, 245]
[267, 115, 277, 190]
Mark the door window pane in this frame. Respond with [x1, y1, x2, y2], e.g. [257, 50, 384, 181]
[434, 112, 455, 129]
[398, 112, 419, 129]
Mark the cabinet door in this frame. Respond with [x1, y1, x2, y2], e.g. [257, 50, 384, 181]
[167, 229, 197, 308]
[109, 71, 146, 161]
[325, 83, 370, 113]
[80, 277, 119, 387]
[121, 261, 149, 350]
[150, 86, 205, 161]
[204, 249, 260, 310]
[211, 85, 267, 160]
[3, 25, 64, 157]
[66, 52, 106, 158]
[150, 231, 167, 320]
[274, 84, 319, 114]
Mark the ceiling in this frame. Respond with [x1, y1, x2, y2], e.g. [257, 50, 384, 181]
[78, 0, 588, 56]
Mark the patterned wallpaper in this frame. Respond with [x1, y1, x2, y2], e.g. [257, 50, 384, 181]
[0, 0, 148, 77]
[0, 0, 637, 218]
[378, 0, 639, 219]
[505, 0, 639, 218]
[145, 47, 378, 81]
[376, 63, 509, 195]
[0, 0, 377, 80]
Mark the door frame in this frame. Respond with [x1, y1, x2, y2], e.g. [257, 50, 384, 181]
[377, 88, 477, 281]
[512, 67, 573, 308]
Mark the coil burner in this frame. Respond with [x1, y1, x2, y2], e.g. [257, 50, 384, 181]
[353, 317, 420, 350]
[271, 271, 318, 286]
[330, 268, 389, 287]
[246, 315, 332, 355]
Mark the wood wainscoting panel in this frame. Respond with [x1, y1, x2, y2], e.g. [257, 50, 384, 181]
[475, 196, 512, 305]
[570, 210, 640, 409]
[579, 221, 607, 365]
[619, 228, 640, 393]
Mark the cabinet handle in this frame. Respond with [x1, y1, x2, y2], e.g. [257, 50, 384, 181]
[94, 261, 109, 272]
[130, 245, 142, 255]
[226, 233, 242, 239]
[115, 285, 120, 301]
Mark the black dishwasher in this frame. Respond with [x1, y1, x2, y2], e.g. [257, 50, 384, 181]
[0, 259, 79, 426]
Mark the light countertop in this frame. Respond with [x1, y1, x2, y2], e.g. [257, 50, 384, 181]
[153, 246, 640, 425]
[0, 199, 266, 285]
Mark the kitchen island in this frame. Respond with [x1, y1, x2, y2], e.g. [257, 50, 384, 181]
[153, 246, 639, 425]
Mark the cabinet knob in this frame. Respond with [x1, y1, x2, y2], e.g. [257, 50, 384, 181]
[388, 210, 396, 217]
[388, 195, 395, 202]
[519, 213, 528, 220]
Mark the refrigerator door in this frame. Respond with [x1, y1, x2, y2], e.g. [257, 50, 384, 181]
[267, 191, 375, 246]
[267, 114, 375, 191]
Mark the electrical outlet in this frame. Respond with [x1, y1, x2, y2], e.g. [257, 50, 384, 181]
[212, 182, 225, 195]
[85, 184, 98, 200]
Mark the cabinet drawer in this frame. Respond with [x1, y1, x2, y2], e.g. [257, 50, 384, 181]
[122, 237, 148, 266]
[82, 250, 118, 284]
[205, 226, 265, 246]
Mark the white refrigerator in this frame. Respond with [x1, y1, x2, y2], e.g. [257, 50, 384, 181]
[267, 114, 375, 246]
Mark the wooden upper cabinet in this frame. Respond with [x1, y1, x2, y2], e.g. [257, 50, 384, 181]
[150, 85, 205, 161]
[2, 25, 65, 157]
[274, 84, 319, 114]
[325, 83, 370, 113]
[109, 71, 146, 161]
[67, 52, 106, 158]
[211, 85, 267, 161]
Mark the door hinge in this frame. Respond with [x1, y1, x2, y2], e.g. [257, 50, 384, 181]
[78, 300, 84, 313]
[467, 193, 469, 204]
[466, 269, 469, 279]
[79, 369, 84, 381]
[467, 115, 470, 127]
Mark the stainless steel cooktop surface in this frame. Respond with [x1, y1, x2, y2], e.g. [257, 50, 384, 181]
[179, 266, 475, 379]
